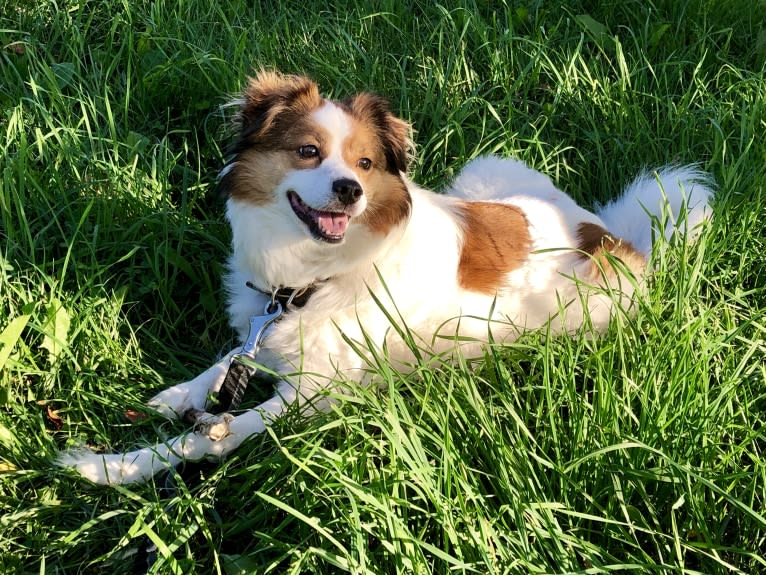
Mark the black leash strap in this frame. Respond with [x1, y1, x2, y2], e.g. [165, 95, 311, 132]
[215, 361, 250, 413]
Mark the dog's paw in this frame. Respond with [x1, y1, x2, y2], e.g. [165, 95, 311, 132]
[147, 387, 189, 419]
[148, 384, 203, 419]
[188, 410, 235, 441]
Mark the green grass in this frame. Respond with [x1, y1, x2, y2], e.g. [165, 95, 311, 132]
[1, 0, 765, 573]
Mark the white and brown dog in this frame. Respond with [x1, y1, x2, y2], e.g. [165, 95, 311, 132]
[61, 71, 713, 484]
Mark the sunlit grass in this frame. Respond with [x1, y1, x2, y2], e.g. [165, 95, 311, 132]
[1, 0, 764, 573]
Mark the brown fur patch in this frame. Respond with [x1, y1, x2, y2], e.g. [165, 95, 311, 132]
[355, 169, 411, 236]
[225, 150, 295, 204]
[223, 72, 327, 203]
[456, 202, 531, 294]
[344, 92, 411, 174]
[238, 71, 323, 142]
[225, 113, 332, 204]
[576, 222, 646, 281]
[341, 93, 412, 235]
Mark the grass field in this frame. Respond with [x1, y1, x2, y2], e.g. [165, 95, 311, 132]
[1, 0, 765, 573]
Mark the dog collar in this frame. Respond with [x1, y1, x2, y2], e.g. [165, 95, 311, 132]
[245, 281, 321, 313]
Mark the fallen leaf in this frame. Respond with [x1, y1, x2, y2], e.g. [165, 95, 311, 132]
[125, 409, 147, 422]
[5, 42, 25, 55]
[45, 405, 63, 430]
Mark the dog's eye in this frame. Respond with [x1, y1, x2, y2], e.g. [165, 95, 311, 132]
[357, 157, 372, 170]
[298, 145, 319, 159]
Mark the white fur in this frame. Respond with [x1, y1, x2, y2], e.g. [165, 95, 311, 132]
[597, 165, 714, 255]
[59, 104, 714, 485]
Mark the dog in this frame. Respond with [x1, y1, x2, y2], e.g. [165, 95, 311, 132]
[60, 71, 713, 485]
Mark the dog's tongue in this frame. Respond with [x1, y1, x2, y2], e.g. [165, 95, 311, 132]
[317, 213, 349, 236]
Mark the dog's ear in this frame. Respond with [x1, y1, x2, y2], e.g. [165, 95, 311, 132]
[236, 71, 322, 140]
[345, 92, 412, 174]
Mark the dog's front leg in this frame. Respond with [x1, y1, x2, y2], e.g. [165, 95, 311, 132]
[60, 391, 290, 485]
[147, 349, 238, 419]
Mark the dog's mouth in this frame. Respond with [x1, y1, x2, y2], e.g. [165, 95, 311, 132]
[288, 191, 350, 243]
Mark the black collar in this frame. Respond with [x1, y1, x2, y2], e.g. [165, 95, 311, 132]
[272, 285, 318, 309]
[246, 281, 321, 311]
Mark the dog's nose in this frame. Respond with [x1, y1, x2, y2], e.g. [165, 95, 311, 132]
[332, 178, 363, 205]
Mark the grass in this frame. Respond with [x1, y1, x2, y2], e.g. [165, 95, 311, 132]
[1, 0, 765, 572]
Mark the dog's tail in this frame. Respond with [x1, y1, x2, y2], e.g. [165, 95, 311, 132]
[596, 165, 715, 256]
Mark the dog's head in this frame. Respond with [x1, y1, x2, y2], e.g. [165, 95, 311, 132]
[221, 71, 412, 249]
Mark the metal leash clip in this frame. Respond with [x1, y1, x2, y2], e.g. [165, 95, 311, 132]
[237, 300, 284, 359]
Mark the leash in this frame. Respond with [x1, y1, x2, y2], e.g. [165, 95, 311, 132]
[133, 282, 316, 573]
